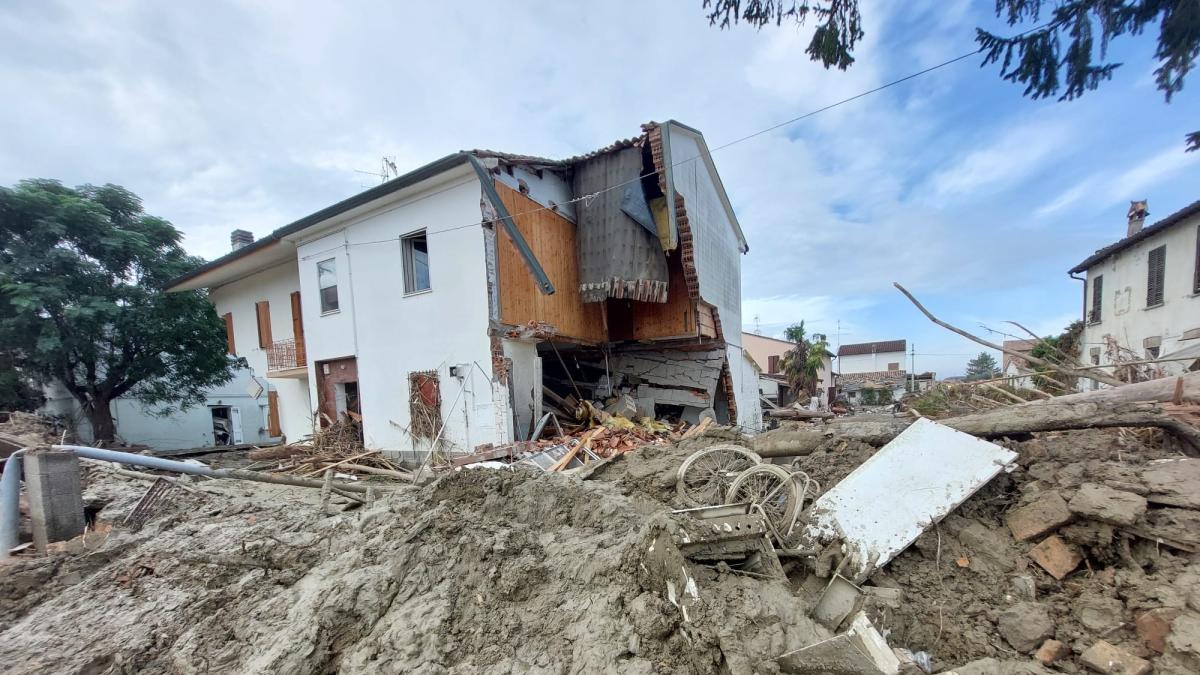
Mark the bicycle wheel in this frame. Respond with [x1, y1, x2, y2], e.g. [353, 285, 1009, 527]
[675, 444, 761, 507]
[725, 463, 801, 537]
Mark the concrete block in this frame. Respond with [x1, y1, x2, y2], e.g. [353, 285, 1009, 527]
[1068, 483, 1147, 527]
[24, 448, 85, 552]
[1079, 640, 1151, 675]
[1034, 639, 1070, 666]
[997, 602, 1055, 653]
[1028, 535, 1082, 580]
[1136, 607, 1181, 653]
[1006, 491, 1073, 541]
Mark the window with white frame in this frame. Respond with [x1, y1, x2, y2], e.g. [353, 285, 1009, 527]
[402, 230, 430, 293]
[317, 258, 339, 313]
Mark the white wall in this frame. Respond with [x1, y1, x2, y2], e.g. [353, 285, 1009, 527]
[208, 259, 313, 443]
[666, 125, 758, 428]
[1081, 216, 1200, 374]
[294, 172, 503, 455]
[42, 369, 274, 450]
[839, 351, 906, 374]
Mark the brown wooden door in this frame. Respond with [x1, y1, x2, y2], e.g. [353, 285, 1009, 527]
[290, 291, 306, 364]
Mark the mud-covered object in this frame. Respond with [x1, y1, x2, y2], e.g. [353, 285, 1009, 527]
[573, 146, 669, 303]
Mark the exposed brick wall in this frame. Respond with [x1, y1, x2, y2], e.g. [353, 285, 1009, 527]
[645, 123, 700, 302]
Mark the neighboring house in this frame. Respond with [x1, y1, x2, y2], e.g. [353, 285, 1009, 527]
[167, 121, 761, 460]
[742, 331, 835, 406]
[1002, 339, 1037, 389]
[1069, 200, 1200, 386]
[41, 366, 280, 450]
[836, 339, 908, 403]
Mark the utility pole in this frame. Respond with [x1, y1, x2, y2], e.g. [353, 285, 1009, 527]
[910, 343, 916, 392]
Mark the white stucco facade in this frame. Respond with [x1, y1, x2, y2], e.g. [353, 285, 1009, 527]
[208, 259, 313, 444]
[294, 170, 503, 456]
[838, 351, 906, 374]
[1077, 208, 1200, 376]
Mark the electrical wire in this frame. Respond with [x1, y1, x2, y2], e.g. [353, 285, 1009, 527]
[294, 30, 1043, 257]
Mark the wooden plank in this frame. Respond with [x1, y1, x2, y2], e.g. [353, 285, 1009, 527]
[267, 391, 282, 437]
[494, 183, 606, 343]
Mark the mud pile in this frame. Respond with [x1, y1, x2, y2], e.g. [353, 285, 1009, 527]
[0, 463, 826, 674]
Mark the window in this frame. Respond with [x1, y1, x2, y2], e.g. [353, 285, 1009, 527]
[255, 301, 272, 349]
[317, 259, 339, 313]
[402, 231, 430, 293]
[222, 312, 236, 355]
[887, 362, 900, 371]
[1147, 346, 1161, 359]
[768, 355, 780, 374]
[1089, 275, 1103, 323]
[1147, 245, 1166, 307]
[1194, 225, 1200, 294]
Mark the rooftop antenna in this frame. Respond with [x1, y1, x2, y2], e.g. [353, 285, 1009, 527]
[354, 156, 400, 189]
[754, 314, 761, 334]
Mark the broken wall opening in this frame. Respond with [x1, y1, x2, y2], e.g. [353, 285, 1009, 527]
[408, 370, 441, 439]
[536, 342, 730, 434]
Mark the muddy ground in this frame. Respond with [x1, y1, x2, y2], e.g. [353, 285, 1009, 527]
[2, 424, 1199, 674]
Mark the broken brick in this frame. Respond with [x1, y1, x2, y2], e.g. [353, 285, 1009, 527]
[1006, 491, 1073, 541]
[1079, 640, 1152, 675]
[1034, 639, 1070, 666]
[1028, 535, 1082, 580]
[1135, 607, 1181, 653]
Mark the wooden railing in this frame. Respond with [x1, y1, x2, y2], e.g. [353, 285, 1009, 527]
[266, 338, 306, 372]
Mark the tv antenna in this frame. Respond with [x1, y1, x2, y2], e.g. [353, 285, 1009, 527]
[355, 156, 400, 188]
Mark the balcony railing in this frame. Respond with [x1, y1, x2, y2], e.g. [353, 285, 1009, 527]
[266, 338, 307, 372]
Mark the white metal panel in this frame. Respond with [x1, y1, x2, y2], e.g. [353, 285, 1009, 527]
[804, 418, 1017, 578]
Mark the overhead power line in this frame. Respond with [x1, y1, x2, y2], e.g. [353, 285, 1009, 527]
[302, 27, 1047, 261]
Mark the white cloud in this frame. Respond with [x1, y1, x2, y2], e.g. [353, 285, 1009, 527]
[1034, 143, 1200, 219]
[927, 116, 1073, 199]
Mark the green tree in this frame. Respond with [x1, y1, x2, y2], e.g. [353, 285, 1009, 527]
[0, 180, 241, 442]
[779, 320, 829, 397]
[702, 1, 1200, 150]
[964, 352, 1001, 381]
[1028, 320, 1084, 392]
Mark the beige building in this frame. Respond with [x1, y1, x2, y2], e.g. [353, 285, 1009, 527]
[741, 332, 835, 405]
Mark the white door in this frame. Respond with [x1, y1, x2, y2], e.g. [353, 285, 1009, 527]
[230, 407, 245, 444]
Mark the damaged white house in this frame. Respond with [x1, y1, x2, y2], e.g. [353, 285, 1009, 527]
[167, 121, 760, 458]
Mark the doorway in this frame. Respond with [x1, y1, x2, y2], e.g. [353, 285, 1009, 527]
[316, 357, 360, 426]
[210, 405, 243, 446]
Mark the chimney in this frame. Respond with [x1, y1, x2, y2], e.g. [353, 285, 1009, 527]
[231, 229, 254, 251]
[1126, 200, 1148, 237]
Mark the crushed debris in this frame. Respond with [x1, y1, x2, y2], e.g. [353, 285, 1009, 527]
[2, 384, 1200, 674]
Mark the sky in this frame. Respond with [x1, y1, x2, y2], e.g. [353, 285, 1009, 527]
[2, 0, 1197, 377]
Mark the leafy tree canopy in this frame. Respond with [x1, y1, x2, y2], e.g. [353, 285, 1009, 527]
[780, 320, 830, 396]
[965, 351, 1001, 381]
[702, 0, 1200, 149]
[0, 179, 241, 441]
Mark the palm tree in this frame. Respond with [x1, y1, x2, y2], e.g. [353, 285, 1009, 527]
[779, 321, 828, 398]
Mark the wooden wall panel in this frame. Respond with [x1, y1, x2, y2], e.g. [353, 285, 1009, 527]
[628, 251, 696, 340]
[495, 183, 607, 343]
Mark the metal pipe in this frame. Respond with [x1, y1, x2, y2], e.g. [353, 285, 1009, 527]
[0, 449, 25, 558]
[54, 446, 381, 494]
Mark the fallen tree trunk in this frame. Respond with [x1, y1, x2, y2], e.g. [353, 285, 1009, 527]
[755, 400, 1200, 458]
[1043, 373, 1200, 405]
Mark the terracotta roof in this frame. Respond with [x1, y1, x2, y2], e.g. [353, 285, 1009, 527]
[1002, 339, 1037, 372]
[838, 370, 907, 388]
[1069, 199, 1200, 274]
[837, 340, 906, 357]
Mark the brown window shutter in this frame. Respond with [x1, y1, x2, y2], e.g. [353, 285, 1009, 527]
[768, 355, 780, 373]
[1147, 246, 1166, 306]
[1091, 275, 1102, 322]
[222, 313, 236, 355]
[267, 390, 281, 437]
[256, 301, 273, 349]
[290, 291, 306, 364]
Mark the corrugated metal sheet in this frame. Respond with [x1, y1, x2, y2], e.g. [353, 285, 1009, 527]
[573, 147, 669, 303]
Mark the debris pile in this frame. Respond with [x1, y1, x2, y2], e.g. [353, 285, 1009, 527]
[250, 418, 413, 481]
